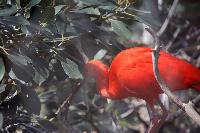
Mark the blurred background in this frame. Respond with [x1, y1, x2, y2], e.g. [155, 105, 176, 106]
[0, 0, 200, 132]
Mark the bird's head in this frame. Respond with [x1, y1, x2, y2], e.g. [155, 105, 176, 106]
[83, 60, 108, 81]
[83, 60, 107, 79]
[83, 60, 110, 98]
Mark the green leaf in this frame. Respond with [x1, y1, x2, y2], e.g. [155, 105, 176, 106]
[77, 0, 113, 6]
[33, 68, 49, 86]
[21, 25, 32, 35]
[0, 84, 6, 93]
[110, 19, 132, 40]
[0, 5, 17, 16]
[8, 54, 34, 84]
[1, 16, 30, 25]
[94, 49, 107, 60]
[0, 57, 5, 81]
[78, 8, 100, 15]
[9, 69, 26, 84]
[61, 58, 83, 79]
[8, 54, 32, 66]
[54, 5, 66, 15]
[16, 0, 21, 8]
[78, 0, 101, 5]
[99, 5, 115, 10]
[26, 0, 41, 8]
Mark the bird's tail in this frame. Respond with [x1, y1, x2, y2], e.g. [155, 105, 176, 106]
[191, 68, 200, 91]
[186, 64, 200, 91]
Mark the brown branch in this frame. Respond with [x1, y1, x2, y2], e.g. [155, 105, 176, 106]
[145, 26, 200, 125]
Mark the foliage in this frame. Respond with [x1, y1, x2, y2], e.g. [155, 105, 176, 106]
[0, 0, 199, 132]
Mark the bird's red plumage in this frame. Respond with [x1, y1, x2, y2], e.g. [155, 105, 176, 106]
[84, 47, 200, 105]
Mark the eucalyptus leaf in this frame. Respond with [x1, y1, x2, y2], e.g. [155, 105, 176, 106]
[26, 0, 41, 8]
[8, 54, 32, 66]
[78, 0, 101, 5]
[21, 25, 32, 35]
[16, 0, 21, 8]
[1, 16, 30, 26]
[20, 84, 41, 115]
[70, 13, 97, 32]
[61, 58, 83, 79]
[78, 8, 100, 15]
[0, 84, 6, 93]
[12, 64, 35, 83]
[99, 5, 115, 10]
[110, 19, 132, 40]
[54, 5, 66, 15]
[0, 57, 5, 81]
[8, 54, 34, 83]
[0, 5, 17, 16]
[33, 68, 49, 86]
[9, 69, 26, 84]
[55, 19, 67, 34]
[94, 49, 107, 60]
[78, 0, 113, 6]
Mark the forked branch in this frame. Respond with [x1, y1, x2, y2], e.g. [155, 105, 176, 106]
[145, 26, 200, 125]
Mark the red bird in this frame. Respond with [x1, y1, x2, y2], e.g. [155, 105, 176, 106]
[84, 47, 200, 105]
[83, 47, 200, 131]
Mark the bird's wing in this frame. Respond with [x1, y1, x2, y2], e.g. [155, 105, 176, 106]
[110, 49, 159, 98]
[113, 49, 191, 98]
[116, 60, 160, 99]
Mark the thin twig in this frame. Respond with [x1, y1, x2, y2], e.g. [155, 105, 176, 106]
[43, 35, 78, 44]
[145, 26, 200, 126]
[50, 80, 82, 122]
[166, 21, 189, 51]
[165, 28, 181, 51]
[186, 29, 200, 40]
[157, 0, 179, 36]
[100, 2, 130, 21]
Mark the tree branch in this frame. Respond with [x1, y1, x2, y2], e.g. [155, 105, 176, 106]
[157, 0, 179, 36]
[167, 95, 200, 121]
[145, 26, 200, 125]
[50, 80, 82, 122]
